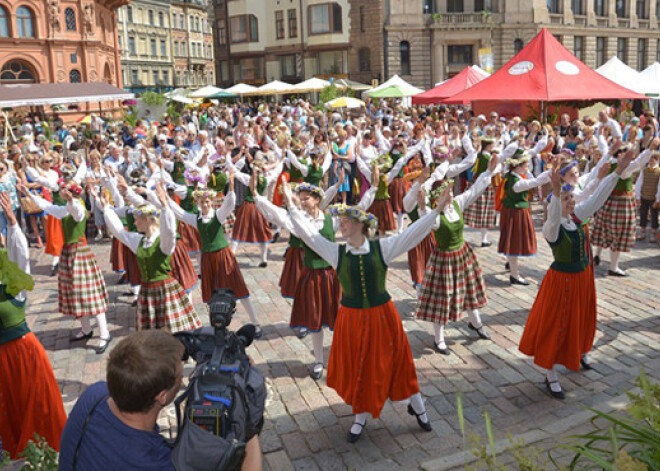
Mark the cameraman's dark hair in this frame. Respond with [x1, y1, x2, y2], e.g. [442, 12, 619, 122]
[107, 330, 185, 413]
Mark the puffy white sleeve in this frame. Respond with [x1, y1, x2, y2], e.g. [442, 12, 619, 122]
[321, 149, 333, 175]
[403, 182, 422, 213]
[455, 170, 493, 212]
[542, 195, 562, 243]
[26, 168, 59, 191]
[357, 185, 377, 211]
[215, 191, 236, 223]
[321, 186, 338, 210]
[620, 149, 652, 179]
[421, 140, 432, 167]
[6, 222, 29, 301]
[289, 206, 339, 269]
[447, 150, 478, 178]
[168, 199, 197, 227]
[380, 209, 438, 264]
[427, 161, 450, 188]
[512, 170, 551, 192]
[529, 135, 548, 157]
[287, 150, 309, 177]
[73, 162, 87, 184]
[266, 162, 284, 185]
[356, 157, 372, 181]
[233, 169, 251, 186]
[29, 193, 69, 219]
[103, 206, 143, 254]
[575, 172, 620, 222]
[255, 194, 294, 233]
[159, 206, 177, 256]
[67, 199, 86, 222]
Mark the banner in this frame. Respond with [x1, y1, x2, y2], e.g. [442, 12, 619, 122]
[478, 47, 494, 74]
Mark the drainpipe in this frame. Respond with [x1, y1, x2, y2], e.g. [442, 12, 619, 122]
[300, 0, 306, 78]
[383, 0, 390, 81]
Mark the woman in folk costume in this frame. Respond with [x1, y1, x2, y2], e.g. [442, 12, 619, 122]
[519, 151, 635, 398]
[100, 183, 201, 333]
[287, 145, 332, 187]
[289, 190, 445, 443]
[173, 168, 204, 254]
[231, 159, 283, 268]
[591, 139, 659, 276]
[167, 172, 263, 338]
[0, 191, 66, 459]
[388, 138, 413, 231]
[416, 155, 500, 354]
[463, 136, 499, 247]
[18, 180, 112, 353]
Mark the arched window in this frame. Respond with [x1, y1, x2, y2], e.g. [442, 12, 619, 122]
[127, 6, 133, 22]
[0, 7, 9, 37]
[514, 38, 524, 54]
[358, 47, 371, 72]
[148, 10, 154, 25]
[400, 41, 410, 75]
[69, 69, 82, 83]
[0, 60, 37, 83]
[65, 8, 76, 31]
[158, 11, 164, 27]
[16, 6, 35, 38]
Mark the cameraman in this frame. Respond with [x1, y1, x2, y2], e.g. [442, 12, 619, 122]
[59, 330, 262, 471]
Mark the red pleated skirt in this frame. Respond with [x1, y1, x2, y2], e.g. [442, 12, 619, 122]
[45, 215, 64, 257]
[327, 301, 420, 418]
[388, 177, 408, 214]
[110, 237, 125, 272]
[232, 201, 273, 243]
[200, 247, 249, 303]
[0, 333, 66, 458]
[407, 233, 436, 287]
[279, 246, 305, 298]
[369, 199, 397, 233]
[498, 206, 537, 256]
[178, 220, 202, 254]
[519, 266, 597, 371]
[290, 266, 341, 331]
[171, 239, 197, 292]
[122, 243, 142, 286]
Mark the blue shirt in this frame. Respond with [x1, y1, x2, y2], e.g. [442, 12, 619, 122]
[59, 382, 175, 471]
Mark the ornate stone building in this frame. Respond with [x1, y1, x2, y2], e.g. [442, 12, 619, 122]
[171, 0, 215, 88]
[0, 0, 127, 86]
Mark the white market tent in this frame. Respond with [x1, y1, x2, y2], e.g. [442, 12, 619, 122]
[365, 75, 424, 97]
[596, 57, 648, 95]
[293, 77, 331, 93]
[434, 65, 490, 87]
[225, 83, 258, 96]
[253, 80, 296, 96]
[641, 62, 660, 97]
[189, 86, 226, 98]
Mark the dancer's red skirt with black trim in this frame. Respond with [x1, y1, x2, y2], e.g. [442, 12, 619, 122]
[407, 233, 436, 287]
[279, 246, 304, 298]
[201, 247, 249, 303]
[231, 201, 273, 243]
[498, 206, 537, 256]
[290, 266, 341, 331]
[110, 237, 125, 272]
[178, 220, 202, 253]
[122, 243, 142, 286]
[369, 199, 397, 233]
[171, 239, 197, 292]
[388, 177, 408, 214]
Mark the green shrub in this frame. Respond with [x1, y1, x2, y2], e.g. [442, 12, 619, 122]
[140, 91, 167, 107]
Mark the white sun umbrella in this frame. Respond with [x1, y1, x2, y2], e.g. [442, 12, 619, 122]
[293, 77, 331, 93]
[189, 86, 226, 98]
[226, 83, 258, 96]
[254, 80, 296, 96]
[325, 97, 365, 109]
[641, 62, 660, 96]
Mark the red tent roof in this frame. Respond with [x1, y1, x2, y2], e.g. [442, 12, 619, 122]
[446, 28, 645, 104]
[412, 66, 489, 105]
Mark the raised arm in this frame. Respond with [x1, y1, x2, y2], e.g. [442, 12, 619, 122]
[215, 191, 236, 223]
[287, 150, 309, 177]
[379, 208, 438, 264]
[255, 194, 294, 233]
[289, 206, 339, 269]
[512, 170, 551, 193]
[159, 206, 177, 255]
[455, 169, 494, 212]
[321, 149, 333, 175]
[356, 185, 377, 211]
[102, 204, 143, 254]
[403, 181, 422, 213]
[168, 198, 198, 226]
[574, 172, 620, 222]
[24, 192, 69, 219]
[542, 194, 562, 243]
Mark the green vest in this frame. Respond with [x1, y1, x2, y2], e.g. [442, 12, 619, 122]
[180, 187, 199, 213]
[502, 174, 529, 209]
[0, 285, 28, 345]
[303, 213, 334, 269]
[289, 234, 304, 249]
[62, 214, 86, 244]
[136, 236, 172, 282]
[305, 164, 323, 187]
[548, 217, 590, 273]
[375, 178, 390, 201]
[244, 175, 267, 203]
[474, 152, 492, 177]
[609, 161, 633, 193]
[197, 215, 229, 253]
[337, 240, 391, 309]
[52, 190, 66, 206]
[172, 161, 186, 184]
[289, 157, 308, 182]
[208, 171, 228, 193]
[433, 201, 464, 251]
[408, 206, 420, 222]
[391, 152, 405, 178]
[126, 210, 138, 233]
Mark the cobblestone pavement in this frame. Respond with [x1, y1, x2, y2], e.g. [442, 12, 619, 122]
[26, 204, 659, 470]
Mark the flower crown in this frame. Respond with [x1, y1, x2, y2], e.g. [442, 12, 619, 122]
[559, 160, 578, 176]
[328, 204, 378, 230]
[371, 154, 393, 172]
[432, 146, 450, 161]
[183, 168, 206, 185]
[505, 150, 531, 167]
[428, 178, 454, 201]
[294, 182, 324, 198]
[546, 184, 574, 202]
[58, 179, 83, 197]
[192, 188, 218, 200]
[132, 204, 161, 217]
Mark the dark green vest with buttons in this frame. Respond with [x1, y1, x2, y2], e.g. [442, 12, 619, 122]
[502, 174, 529, 209]
[548, 216, 590, 273]
[136, 237, 172, 282]
[62, 214, 86, 244]
[375, 177, 390, 201]
[52, 190, 66, 206]
[0, 285, 28, 345]
[289, 157, 308, 182]
[337, 240, 391, 309]
[172, 161, 186, 184]
[433, 201, 464, 251]
[302, 213, 334, 269]
[474, 152, 492, 177]
[197, 215, 229, 253]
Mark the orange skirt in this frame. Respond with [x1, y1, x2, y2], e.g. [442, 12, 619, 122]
[45, 215, 64, 257]
[279, 246, 304, 298]
[327, 301, 420, 418]
[519, 266, 597, 371]
[272, 172, 289, 208]
[110, 237, 125, 272]
[0, 333, 66, 458]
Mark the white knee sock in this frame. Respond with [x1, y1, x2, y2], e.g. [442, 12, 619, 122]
[95, 313, 110, 339]
[434, 323, 446, 349]
[350, 412, 370, 434]
[312, 332, 324, 372]
[546, 366, 562, 392]
[595, 247, 602, 257]
[240, 297, 260, 325]
[610, 251, 621, 271]
[508, 256, 520, 279]
[480, 229, 489, 244]
[79, 316, 92, 334]
[230, 240, 238, 253]
[260, 244, 268, 264]
[131, 285, 141, 297]
[415, 284, 422, 299]
[52, 256, 60, 268]
[409, 392, 429, 423]
[188, 292, 194, 307]
[467, 309, 483, 329]
[396, 213, 405, 233]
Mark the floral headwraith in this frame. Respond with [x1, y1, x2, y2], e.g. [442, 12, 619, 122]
[132, 204, 161, 218]
[183, 168, 206, 185]
[428, 178, 454, 203]
[294, 182, 324, 198]
[505, 149, 532, 167]
[371, 154, 393, 173]
[58, 179, 83, 197]
[192, 188, 218, 201]
[328, 204, 378, 230]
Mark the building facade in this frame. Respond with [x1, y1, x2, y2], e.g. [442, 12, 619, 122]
[386, 0, 660, 89]
[171, 0, 215, 88]
[0, 0, 127, 86]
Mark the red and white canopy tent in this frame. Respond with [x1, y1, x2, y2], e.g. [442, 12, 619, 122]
[444, 29, 645, 118]
[412, 66, 489, 105]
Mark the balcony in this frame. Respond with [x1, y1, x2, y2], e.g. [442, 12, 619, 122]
[573, 15, 586, 26]
[595, 17, 608, 27]
[638, 19, 650, 29]
[618, 18, 631, 28]
[431, 12, 499, 29]
[549, 13, 563, 24]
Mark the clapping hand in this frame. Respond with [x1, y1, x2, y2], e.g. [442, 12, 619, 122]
[0, 191, 16, 226]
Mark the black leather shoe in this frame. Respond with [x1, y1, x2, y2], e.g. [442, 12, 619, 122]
[510, 276, 530, 286]
[50, 264, 59, 277]
[580, 357, 593, 370]
[96, 335, 113, 355]
[545, 378, 565, 400]
[131, 299, 138, 307]
[272, 233, 280, 243]
[593, 255, 600, 266]
[71, 329, 93, 341]
[254, 325, 263, 339]
[258, 262, 268, 268]
[347, 421, 365, 443]
[310, 363, 323, 380]
[407, 404, 433, 432]
[505, 262, 510, 271]
[434, 342, 450, 355]
[608, 269, 629, 277]
[481, 241, 492, 247]
[468, 322, 491, 340]
[295, 328, 309, 339]
[117, 273, 127, 285]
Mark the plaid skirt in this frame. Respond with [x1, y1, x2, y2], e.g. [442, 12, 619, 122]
[591, 193, 636, 252]
[232, 201, 273, 243]
[214, 195, 235, 236]
[171, 239, 198, 292]
[290, 266, 341, 332]
[201, 247, 249, 303]
[137, 277, 201, 332]
[498, 206, 537, 256]
[178, 220, 202, 254]
[58, 242, 108, 317]
[407, 233, 436, 287]
[389, 177, 408, 214]
[464, 186, 497, 229]
[279, 246, 305, 298]
[417, 242, 487, 324]
[369, 199, 397, 232]
[110, 237, 125, 273]
[122, 243, 142, 286]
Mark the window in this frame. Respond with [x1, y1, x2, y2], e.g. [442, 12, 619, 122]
[636, 0, 648, 17]
[0, 7, 8, 37]
[162, 70, 168, 84]
[554, 34, 562, 44]
[318, 50, 343, 74]
[447, 0, 464, 12]
[309, 3, 342, 34]
[230, 15, 258, 43]
[159, 11, 164, 27]
[233, 57, 264, 81]
[448, 44, 473, 65]
[181, 42, 186, 56]
[0, 60, 36, 83]
[360, 6, 365, 32]
[280, 54, 297, 78]
[547, 0, 560, 13]
[160, 39, 166, 57]
[16, 6, 34, 38]
[128, 36, 136, 54]
[173, 41, 178, 56]
[359, 47, 370, 72]
[127, 6, 133, 22]
[150, 38, 156, 56]
[153, 70, 159, 84]
[616, 0, 627, 16]
[275, 11, 284, 39]
[65, 8, 77, 31]
[637, 38, 647, 70]
[617, 38, 627, 63]
[475, 0, 494, 11]
[217, 23, 226, 44]
[572, 0, 584, 13]
[131, 69, 138, 83]
[574, 36, 584, 60]
[148, 10, 154, 25]
[69, 69, 81, 83]
[288, 9, 297, 38]
[514, 38, 524, 54]
[596, 36, 606, 67]
[657, 0, 660, 18]
[400, 41, 410, 75]
[195, 17, 200, 31]
[423, 0, 435, 14]
[594, 0, 606, 15]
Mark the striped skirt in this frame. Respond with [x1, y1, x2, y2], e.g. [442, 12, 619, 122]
[201, 247, 249, 303]
[122, 243, 142, 286]
[369, 199, 397, 233]
[178, 220, 202, 254]
[417, 242, 487, 324]
[171, 239, 198, 292]
[591, 193, 636, 252]
[110, 237, 125, 273]
[58, 242, 108, 318]
[290, 266, 341, 332]
[232, 201, 273, 243]
[498, 206, 537, 256]
[279, 246, 305, 298]
[464, 186, 497, 229]
[408, 233, 436, 287]
[137, 277, 201, 332]
[388, 177, 408, 214]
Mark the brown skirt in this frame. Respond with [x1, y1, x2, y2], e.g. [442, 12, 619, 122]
[407, 233, 436, 287]
[178, 220, 202, 253]
[290, 266, 341, 331]
[110, 237, 125, 273]
[279, 246, 305, 298]
[497, 206, 537, 256]
[369, 199, 397, 233]
[231, 201, 273, 243]
[200, 247, 249, 303]
[170, 239, 198, 292]
[388, 177, 408, 214]
[122, 243, 142, 286]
